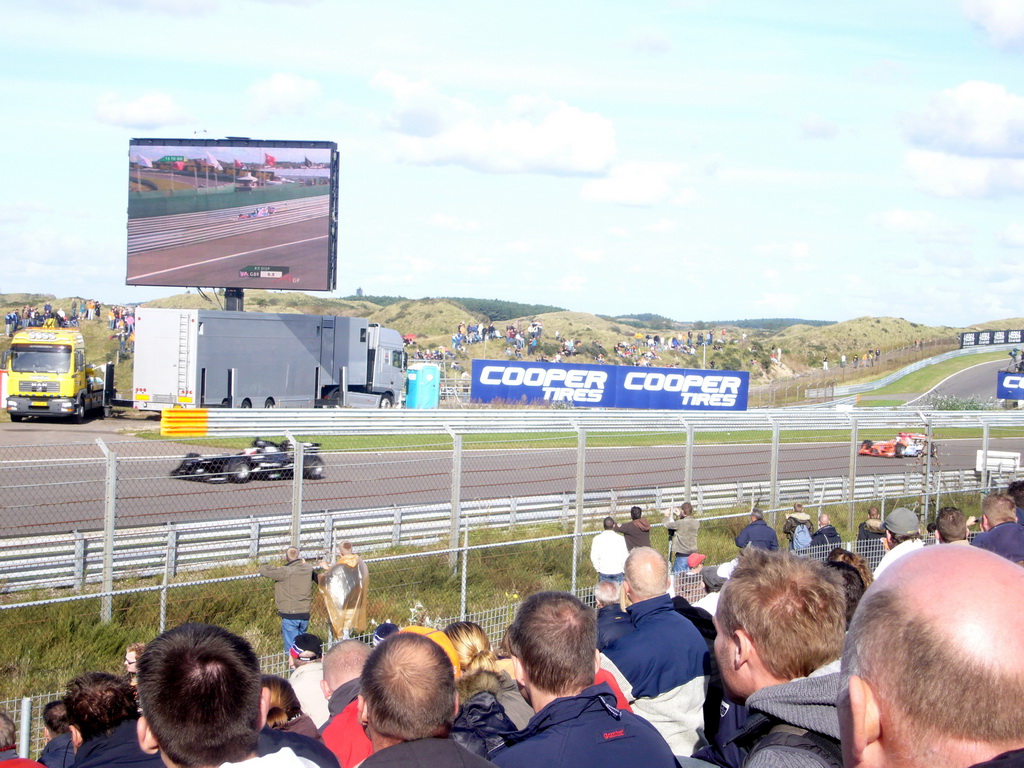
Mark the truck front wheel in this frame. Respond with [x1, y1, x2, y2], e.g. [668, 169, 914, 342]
[9, 414, 23, 423]
[73, 398, 86, 424]
[379, 394, 394, 409]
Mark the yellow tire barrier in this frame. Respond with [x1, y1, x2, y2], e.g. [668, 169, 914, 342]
[161, 408, 209, 437]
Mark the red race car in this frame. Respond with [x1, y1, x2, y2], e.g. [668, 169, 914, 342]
[859, 432, 931, 458]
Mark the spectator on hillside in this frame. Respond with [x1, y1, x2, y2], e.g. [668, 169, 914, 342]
[492, 591, 677, 768]
[735, 509, 779, 551]
[664, 503, 700, 574]
[319, 640, 372, 768]
[971, 493, 1024, 563]
[594, 580, 632, 651]
[38, 701, 75, 768]
[935, 506, 970, 546]
[809, 513, 842, 554]
[0, 711, 44, 768]
[614, 507, 652, 551]
[355, 632, 492, 768]
[715, 549, 846, 768]
[839, 546, 1024, 768]
[64, 673, 162, 768]
[873, 507, 923, 578]
[602, 547, 710, 756]
[590, 517, 628, 583]
[288, 634, 329, 729]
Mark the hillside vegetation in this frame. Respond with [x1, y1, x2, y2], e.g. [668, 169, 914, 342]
[0, 291, 985, 385]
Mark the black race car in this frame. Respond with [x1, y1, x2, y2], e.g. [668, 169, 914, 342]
[171, 439, 325, 483]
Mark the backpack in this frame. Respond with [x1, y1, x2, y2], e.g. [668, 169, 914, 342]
[736, 713, 842, 768]
[783, 514, 812, 551]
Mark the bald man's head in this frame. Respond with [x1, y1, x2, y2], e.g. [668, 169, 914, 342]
[841, 546, 1024, 768]
[623, 547, 669, 602]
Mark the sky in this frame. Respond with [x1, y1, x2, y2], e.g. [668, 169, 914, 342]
[2, 0, 1024, 327]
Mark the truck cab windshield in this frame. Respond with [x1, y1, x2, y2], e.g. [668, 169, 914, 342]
[9, 344, 72, 374]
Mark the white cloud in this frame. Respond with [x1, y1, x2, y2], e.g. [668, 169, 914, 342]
[755, 293, 798, 312]
[560, 273, 587, 292]
[672, 188, 697, 206]
[372, 72, 615, 176]
[246, 73, 321, 122]
[963, 0, 1024, 48]
[504, 241, 532, 253]
[580, 162, 683, 206]
[573, 247, 605, 263]
[800, 114, 840, 140]
[608, 227, 629, 238]
[905, 149, 1024, 197]
[430, 214, 480, 232]
[756, 242, 814, 273]
[999, 223, 1024, 247]
[871, 209, 968, 243]
[642, 218, 677, 233]
[904, 81, 1024, 157]
[94, 91, 190, 128]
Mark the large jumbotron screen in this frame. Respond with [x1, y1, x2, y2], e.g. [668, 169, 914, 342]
[127, 138, 338, 291]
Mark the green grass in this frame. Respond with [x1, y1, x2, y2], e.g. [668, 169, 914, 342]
[868, 350, 1008, 397]
[857, 399, 909, 408]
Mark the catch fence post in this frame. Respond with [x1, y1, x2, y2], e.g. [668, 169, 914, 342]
[289, 434, 303, 548]
[448, 431, 462, 570]
[684, 421, 694, 504]
[848, 417, 859, 529]
[769, 421, 780, 511]
[96, 438, 117, 623]
[572, 427, 586, 597]
[19, 697, 31, 758]
[981, 422, 991, 491]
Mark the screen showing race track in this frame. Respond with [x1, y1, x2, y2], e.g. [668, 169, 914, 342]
[127, 138, 338, 291]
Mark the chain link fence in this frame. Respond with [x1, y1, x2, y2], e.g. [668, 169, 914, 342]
[0, 412, 1021, 755]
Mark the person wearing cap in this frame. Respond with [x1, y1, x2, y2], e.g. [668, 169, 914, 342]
[664, 503, 700, 574]
[260, 547, 318, 662]
[372, 622, 399, 646]
[735, 509, 779, 552]
[971, 493, 1024, 563]
[873, 507, 923, 578]
[287, 634, 330, 730]
[693, 559, 735, 617]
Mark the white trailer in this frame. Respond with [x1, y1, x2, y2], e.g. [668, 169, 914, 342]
[132, 308, 405, 410]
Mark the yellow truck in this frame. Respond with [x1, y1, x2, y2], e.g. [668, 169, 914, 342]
[2, 328, 113, 423]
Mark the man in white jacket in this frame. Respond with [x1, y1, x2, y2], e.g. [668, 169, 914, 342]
[590, 517, 628, 583]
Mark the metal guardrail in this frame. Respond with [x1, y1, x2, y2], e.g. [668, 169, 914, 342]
[807, 344, 1016, 398]
[0, 464, 1009, 594]
[163, 407, 1024, 438]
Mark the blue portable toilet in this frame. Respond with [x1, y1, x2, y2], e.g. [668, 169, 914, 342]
[406, 364, 440, 409]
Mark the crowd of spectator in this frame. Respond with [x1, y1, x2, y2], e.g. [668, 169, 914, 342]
[3, 301, 137, 357]
[7, 486, 1024, 768]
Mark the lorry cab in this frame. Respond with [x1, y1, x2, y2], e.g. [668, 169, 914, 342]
[3, 329, 110, 422]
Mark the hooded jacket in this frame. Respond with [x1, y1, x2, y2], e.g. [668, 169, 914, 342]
[614, 518, 652, 551]
[450, 671, 518, 758]
[808, 526, 841, 553]
[490, 683, 676, 768]
[731, 671, 842, 768]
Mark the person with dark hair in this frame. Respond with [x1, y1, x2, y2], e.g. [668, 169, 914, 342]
[492, 591, 676, 768]
[735, 509, 779, 551]
[856, 507, 887, 569]
[63, 673, 162, 768]
[590, 517, 628, 583]
[0, 711, 45, 768]
[136, 623, 322, 768]
[601, 548, 710, 756]
[38, 701, 75, 768]
[823, 560, 866, 628]
[1007, 480, 1024, 525]
[355, 632, 491, 768]
[935, 507, 970, 546]
[613, 507, 652, 551]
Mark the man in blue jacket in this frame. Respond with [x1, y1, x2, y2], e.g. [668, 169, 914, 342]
[972, 493, 1024, 562]
[601, 547, 711, 757]
[735, 509, 779, 551]
[491, 591, 676, 768]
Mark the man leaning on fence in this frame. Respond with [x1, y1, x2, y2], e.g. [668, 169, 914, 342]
[664, 503, 700, 574]
[260, 547, 318, 661]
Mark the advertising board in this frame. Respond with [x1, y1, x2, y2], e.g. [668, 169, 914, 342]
[997, 371, 1024, 401]
[470, 360, 749, 410]
[127, 138, 338, 291]
[960, 330, 1024, 348]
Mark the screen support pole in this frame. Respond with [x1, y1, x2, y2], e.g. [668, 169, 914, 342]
[224, 288, 244, 312]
